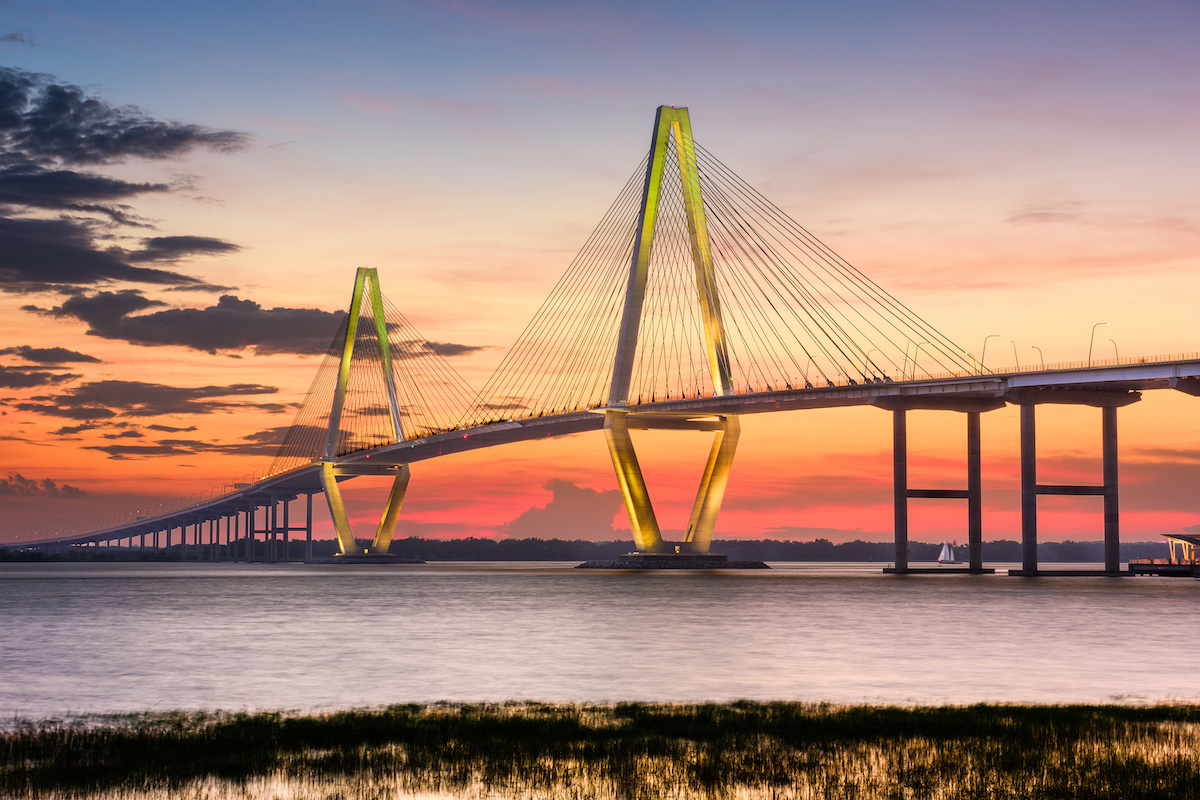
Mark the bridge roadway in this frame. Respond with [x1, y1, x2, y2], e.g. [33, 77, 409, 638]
[21, 357, 1200, 552]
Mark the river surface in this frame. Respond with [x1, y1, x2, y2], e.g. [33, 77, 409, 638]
[2, 561, 1197, 720]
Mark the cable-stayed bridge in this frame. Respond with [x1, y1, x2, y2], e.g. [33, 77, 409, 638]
[24, 107, 1200, 575]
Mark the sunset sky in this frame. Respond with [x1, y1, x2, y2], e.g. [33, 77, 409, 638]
[2, 0, 1197, 546]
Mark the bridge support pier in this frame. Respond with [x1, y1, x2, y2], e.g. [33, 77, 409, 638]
[269, 501, 278, 564]
[320, 461, 411, 557]
[305, 493, 314, 563]
[877, 398, 1003, 574]
[1007, 388, 1139, 576]
[282, 499, 290, 562]
[604, 411, 739, 554]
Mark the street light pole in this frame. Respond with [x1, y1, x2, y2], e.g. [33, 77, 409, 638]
[1031, 346, 1044, 369]
[1106, 338, 1119, 361]
[911, 341, 931, 380]
[1088, 322, 1109, 366]
[980, 334, 999, 372]
[1011, 341, 1020, 370]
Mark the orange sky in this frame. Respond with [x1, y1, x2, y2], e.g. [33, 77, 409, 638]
[2, 1, 1197, 545]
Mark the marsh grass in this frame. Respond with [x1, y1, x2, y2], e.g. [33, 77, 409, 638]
[3, 702, 1197, 799]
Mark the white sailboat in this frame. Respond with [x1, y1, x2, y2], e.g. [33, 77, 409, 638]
[937, 541, 958, 564]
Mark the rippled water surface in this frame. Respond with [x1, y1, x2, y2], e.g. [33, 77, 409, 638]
[2, 561, 1197, 719]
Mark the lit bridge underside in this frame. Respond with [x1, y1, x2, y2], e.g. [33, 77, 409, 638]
[20, 105, 1200, 575]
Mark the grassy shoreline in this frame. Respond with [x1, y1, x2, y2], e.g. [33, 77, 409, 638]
[4, 702, 1198, 798]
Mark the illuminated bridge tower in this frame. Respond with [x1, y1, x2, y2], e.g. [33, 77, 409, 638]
[319, 268, 412, 557]
[606, 106, 739, 555]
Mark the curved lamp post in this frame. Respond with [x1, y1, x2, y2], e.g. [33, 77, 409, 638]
[980, 334, 999, 372]
[1031, 345, 1044, 369]
[1106, 338, 1119, 361]
[911, 341, 931, 380]
[1088, 322, 1109, 365]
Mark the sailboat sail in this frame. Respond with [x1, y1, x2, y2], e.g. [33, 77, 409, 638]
[938, 542, 955, 563]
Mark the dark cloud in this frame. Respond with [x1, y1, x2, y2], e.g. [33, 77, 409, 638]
[0, 365, 80, 388]
[30, 291, 344, 355]
[50, 422, 105, 435]
[0, 163, 166, 222]
[84, 425, 294, 460]
[145, 424, 198, 433]
[393, 339, 493, 359]
[0, 345, 101, 363]
[101, 429, 143, 439]
[123, 236, 240, 263]
[14, 402, 116, 420]
[84, 442, 199, 459]
[163, 282, 238, 293]
[482, 396, 530, 411]
[0, 67, 247, 290]
[25, 288, 167, 328]
[1, 217, 202, 288]
[16, 379, 283, 420]
[1, 67, 248, 165]
[502, 479, 623, 541]
[0, 33, 37, 47]
[0, 473, 85, 497]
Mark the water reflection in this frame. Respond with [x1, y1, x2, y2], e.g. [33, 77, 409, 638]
[2, 562, 1198, 721]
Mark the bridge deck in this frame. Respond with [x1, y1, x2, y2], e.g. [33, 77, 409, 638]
[19, 358, 1199, 548]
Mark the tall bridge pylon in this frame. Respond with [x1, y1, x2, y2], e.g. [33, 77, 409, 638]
[606, 106, 739, 554]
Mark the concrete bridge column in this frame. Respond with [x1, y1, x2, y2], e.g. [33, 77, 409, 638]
[244, 508, 255, 563]
[967, 411, 982, 571]
[282, 498, 290, 562]
[892, 409, 908, 572]
[1103, 406, 1119, 573]
[1020, 403, 1037, 574]
[305, 493, 313, 563]
[269, 500, 278, 564]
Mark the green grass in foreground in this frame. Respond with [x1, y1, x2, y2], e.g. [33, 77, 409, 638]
[3, 702, 1198, 799]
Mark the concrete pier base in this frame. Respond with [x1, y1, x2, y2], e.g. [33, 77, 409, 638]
[576, 552, 769, 569]
[884, 566, 995, 574]
[1008, 569, 1128, 577]
[308, 553, 425, 565]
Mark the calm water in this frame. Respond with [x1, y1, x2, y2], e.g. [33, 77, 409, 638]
[2, 561, 1197, 720]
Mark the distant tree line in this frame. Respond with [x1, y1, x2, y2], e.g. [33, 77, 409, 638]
[0, 537, 1174, 563]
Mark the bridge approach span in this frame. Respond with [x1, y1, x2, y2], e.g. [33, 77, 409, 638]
[27, 356, 1198, 556]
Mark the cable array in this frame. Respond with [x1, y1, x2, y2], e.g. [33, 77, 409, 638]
[461, 127, 976, 424]
[460, 156, 648, 425]
[267, 290, 476, 476]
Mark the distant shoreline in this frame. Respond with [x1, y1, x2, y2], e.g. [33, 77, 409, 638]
[0, 536, 1174, 563]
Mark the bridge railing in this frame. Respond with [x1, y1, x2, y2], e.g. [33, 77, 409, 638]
[726, 351, 1200, 397]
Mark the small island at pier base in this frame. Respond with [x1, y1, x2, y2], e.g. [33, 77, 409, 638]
[573, 544, 768, 568]
[4, 702, 1196, 799]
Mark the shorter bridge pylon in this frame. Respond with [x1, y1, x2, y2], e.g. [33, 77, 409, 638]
[319, 267, 414, 557]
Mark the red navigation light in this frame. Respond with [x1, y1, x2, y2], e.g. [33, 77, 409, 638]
[463, 434, 468, 439]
